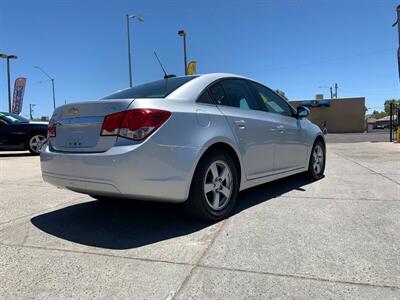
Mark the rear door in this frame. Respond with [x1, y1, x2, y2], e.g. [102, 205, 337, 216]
[209, 79, 276, 179]
[249, 82, 308, 172]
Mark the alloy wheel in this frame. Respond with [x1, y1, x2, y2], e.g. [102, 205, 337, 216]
[29, 135, 46, 154]
[203, 160, 233, 211]
[312, 145, 324, 175]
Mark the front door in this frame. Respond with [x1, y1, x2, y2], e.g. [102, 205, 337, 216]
[249, 81, 308, 172]
[274, 115, 308, 171]
[209, 79, 275, 179]
[0, 119, 10, 148]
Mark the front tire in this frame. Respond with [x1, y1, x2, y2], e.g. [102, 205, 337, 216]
[306, 139, 326, 180]
[27, 133, 46, 155]
[185, 151, 239, 222]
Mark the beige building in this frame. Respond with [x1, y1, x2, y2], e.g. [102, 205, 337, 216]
[290, 97, 365, 133]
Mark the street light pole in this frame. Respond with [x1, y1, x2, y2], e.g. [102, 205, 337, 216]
[51, 78, 56, 110]
[34, 66, 56, 110]
[393, 5, 400, 81]
[7, 58, 11, 112]
[126, 15, 132, 88]
[178, 30, 188, 75]
[0, 54, 18, 113]
[126, 14, 144, 87]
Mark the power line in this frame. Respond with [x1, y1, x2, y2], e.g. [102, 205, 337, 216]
[242, 49, 393, 74]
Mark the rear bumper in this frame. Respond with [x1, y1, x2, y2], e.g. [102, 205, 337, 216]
[40, 140, 202, 202]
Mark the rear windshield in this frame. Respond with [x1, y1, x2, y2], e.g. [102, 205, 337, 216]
[102, 76, 198, 99]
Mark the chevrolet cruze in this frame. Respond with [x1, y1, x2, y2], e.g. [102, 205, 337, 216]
[41, 73, 325, 221]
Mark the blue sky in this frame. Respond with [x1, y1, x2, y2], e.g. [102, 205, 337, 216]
[1, 0, 399, 118]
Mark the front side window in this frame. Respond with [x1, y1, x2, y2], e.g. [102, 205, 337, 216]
[102, 76, 198, 99]
[250, 82, 293, 117]
[210, 79, 260, 110]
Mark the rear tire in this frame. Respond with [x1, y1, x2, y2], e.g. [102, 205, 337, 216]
[27, 133, 46, 155]
[185, 150, 239, 222]
[306, 139, 326, 180]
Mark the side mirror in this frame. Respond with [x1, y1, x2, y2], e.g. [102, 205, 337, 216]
[297, 106, 310, 118]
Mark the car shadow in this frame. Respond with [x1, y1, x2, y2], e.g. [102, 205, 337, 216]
[31, 174, 316, 250]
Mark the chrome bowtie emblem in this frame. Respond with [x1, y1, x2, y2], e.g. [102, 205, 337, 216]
[67, 107, 79, 116]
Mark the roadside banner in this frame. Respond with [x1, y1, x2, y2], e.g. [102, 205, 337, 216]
[12, 77, 27, 115]
[187, 61, 197, 75]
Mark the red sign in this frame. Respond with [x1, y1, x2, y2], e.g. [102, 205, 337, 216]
[12, 77, 27, 115]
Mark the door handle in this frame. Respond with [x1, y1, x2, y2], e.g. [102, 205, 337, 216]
[234, 120, 246, 129]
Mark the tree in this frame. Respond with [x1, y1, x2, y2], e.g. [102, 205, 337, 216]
[384, 99, 400, 114]
[372, 110, 387, 119]
[275, 89, 289, 100]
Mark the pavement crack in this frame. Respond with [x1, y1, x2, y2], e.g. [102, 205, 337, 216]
[170, 218, 229, 300]
[195, 264, 400, 291]
[2, 240, 399, 292]
[333, 151, 400, 187]
[0, 242, 194, 267]
[279, 195, 400, 202]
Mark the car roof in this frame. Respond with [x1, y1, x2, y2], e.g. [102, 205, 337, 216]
[166, 73, 255, 101]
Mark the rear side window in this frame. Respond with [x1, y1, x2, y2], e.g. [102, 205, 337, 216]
[218, 79, 260, 110]
[197, 90, 215, 104]
[102, 76, 197, 99]
[209, 83, 226, 105]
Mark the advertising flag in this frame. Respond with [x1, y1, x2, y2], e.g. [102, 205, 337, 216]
[187, 61, 197, 75]
[12, 77, 26, 115]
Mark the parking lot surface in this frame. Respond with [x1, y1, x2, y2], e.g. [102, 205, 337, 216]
[0, 141, 399, 299]
[325, 131, 390, 143]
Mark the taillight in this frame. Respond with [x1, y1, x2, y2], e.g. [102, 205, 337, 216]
[100, 111, 125, 136]
[47, 124, 56, 138]
[100, 109, 171, 141]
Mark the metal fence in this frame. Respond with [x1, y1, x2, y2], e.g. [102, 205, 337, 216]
[389, 102, 400, 142]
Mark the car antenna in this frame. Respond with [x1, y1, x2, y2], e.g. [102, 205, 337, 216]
[154, 51, 176, 79]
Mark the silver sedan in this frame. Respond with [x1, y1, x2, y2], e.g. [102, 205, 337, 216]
[41, 73, 325, 221]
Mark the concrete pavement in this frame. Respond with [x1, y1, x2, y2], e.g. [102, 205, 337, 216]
[0, 141, 399, 299]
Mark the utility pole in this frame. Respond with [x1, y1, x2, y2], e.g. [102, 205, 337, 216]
[334, 83, 338, 98]
[29, 104, 36, 120]
[318, 85, 333, 99]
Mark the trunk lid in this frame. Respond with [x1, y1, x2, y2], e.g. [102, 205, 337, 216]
[50, 99, 133, 152]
